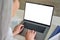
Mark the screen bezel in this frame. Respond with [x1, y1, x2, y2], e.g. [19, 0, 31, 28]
[23, 1, 54, 27]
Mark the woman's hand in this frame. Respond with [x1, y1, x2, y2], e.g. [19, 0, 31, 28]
[25, 30, 36, 40]
[13, 24, 24, 36]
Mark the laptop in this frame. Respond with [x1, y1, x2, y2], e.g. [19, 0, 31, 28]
[20, 2, 54, 40]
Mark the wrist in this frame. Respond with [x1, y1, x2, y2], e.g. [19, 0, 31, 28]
[13, 31, 16, 36]
[25, 38, 34, 40]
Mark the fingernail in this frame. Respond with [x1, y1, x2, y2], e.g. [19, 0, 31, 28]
[21, 26, 23, 29]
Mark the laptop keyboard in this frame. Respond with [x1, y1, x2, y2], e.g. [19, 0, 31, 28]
[23, 21, 46, 33]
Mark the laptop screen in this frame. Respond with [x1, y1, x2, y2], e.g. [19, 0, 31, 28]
[24, 2, 54, 25]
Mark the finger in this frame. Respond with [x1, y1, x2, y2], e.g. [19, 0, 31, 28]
[31, 30, 35, 33]
[18, 24, 24, 27]
[20, 26, 24, 31]
[32, 30, 35, 33]
[18, 25, 24, 30]
[19, 24, 24, 26]
[27, 29, 30, 32]
[32, 30, 36, 35]
[34, 32, 36, 38]
[27, 29, 31, 33]
[34, 32, 36, 35]
[26, 29, 30, 34]
[20, 25, 24, 29]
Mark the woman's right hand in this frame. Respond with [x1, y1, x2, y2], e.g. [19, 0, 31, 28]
[25, 30, 36, 40]
[13, 24, 24, 36]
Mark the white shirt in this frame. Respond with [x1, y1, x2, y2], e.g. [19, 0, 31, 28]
[5, 16, 21, 40]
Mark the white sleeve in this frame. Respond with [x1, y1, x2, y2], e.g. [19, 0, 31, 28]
[5, 27, 17, 40]
[5, 27, 14, 40]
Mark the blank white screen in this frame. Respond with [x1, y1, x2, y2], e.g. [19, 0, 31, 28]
[24, 3, 53, 25]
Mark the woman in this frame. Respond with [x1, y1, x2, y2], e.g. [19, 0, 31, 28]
[9, 0, 36, 40]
